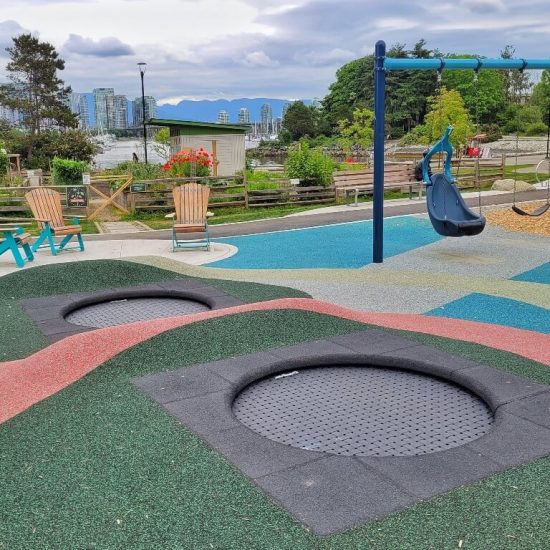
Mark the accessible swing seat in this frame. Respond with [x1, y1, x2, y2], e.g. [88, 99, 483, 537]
[421, 126, 486, 237]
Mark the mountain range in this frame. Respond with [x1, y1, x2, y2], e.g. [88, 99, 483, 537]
[156, 98, 312, 123]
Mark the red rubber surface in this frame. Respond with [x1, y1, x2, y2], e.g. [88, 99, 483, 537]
[1, 298, 549, 424]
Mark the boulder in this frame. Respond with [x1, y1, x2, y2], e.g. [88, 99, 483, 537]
[491, 179, 535, 192]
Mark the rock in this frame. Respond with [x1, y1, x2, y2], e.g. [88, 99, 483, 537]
[491, 179, 536, 192]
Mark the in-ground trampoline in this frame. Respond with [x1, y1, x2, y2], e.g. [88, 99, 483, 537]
[133, 329, 550, 536]
[21, 280, 244, 342]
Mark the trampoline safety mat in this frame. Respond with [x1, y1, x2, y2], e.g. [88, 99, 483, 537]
[233, 366, 494, 457]
[65, 297, 210, 328]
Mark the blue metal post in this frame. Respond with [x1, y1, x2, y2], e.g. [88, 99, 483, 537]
[373, 40, 386, 263]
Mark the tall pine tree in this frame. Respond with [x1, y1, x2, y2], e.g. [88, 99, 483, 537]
[0, 34, 76, 142]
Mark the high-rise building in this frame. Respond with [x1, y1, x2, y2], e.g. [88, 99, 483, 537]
[78, 95, 90, 128]
[69, 93, 90, 128]
[113, 95, 128, 129]
[93, 88, 115, 130]
[260, 103, 272, 134]
[238, 107, 249, 123]
[133, 96, 156, 127]
[218, 110, 230, 124]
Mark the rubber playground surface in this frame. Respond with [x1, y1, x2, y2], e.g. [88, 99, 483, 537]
[1, 213, 549, 549]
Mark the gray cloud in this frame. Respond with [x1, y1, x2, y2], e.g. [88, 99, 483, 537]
[63, 34, 134, 57]
[0, 20, 32, 52]
[3, 0, 550, 103]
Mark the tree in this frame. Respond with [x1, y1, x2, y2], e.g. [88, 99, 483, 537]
[412, 88, 474, 149]
[531, 69, 550, 123]
[281, 101, 317, 141]
[321, 55, 373, 131]
[152, 127, 171, 161]
[442, 58, 506, 126]
[500, 45, 532, 101]
[337, 108, 374, 151]
[0, 34, 76, 160]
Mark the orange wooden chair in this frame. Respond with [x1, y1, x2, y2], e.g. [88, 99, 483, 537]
[166, 183, 210, 251]
[25, 188, 85, 255]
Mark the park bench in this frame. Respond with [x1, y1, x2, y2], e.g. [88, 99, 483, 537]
[333, 163, 419, 206]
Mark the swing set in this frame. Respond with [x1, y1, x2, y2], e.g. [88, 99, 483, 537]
[372, 40, 550, 262]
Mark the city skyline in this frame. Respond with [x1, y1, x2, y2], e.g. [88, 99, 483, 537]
[1, 1, 550, 105]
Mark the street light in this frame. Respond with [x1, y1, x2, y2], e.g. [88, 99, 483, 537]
[137, 62, 148, 164]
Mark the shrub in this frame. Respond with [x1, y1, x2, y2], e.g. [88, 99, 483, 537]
[479, 123, 502, 142]
[285, 142, 335, 186]
[112, 161, 164, 180]
[0, 148, 8, 181]
[162, 148, 212, 177]
[51, 157, 89, 185]
[524, 122, 548, 136]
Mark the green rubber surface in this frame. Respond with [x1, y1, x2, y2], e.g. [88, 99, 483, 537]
[1, 309, 549, 549]
[0, 259, 310, 361]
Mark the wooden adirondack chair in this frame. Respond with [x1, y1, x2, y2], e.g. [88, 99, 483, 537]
[25, 188, 85, 256]
[166, 183, 211, 251]
[0, 224, 34, 268]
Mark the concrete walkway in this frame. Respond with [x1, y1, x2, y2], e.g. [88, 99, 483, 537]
[0, 241, 237, 277]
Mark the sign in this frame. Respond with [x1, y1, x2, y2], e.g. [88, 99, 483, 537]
[130, 182, 147, 192]
[66, 186, 88, 208]
[289, 178, 300, 186]
[82, 173, 91, 185]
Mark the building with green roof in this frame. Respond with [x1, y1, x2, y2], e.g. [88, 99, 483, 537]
[150, 119, 251, 177]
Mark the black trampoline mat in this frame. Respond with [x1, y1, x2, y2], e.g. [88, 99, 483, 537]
[65, 297, 210, 328]
[233, 366, 494, 456]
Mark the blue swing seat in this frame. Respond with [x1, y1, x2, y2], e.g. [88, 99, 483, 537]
[421, 126, 485, 237]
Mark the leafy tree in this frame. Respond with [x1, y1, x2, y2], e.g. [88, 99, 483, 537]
[0, 34, 77, 162]
[531, 69, 550, 121]
[281, 101, 317, 141]
[500, 45, 532, 100]
[412, 88, 474, 149]
[5, 129, 99, 171]
[321, 55, 373, 131]
[337, 108, 374, 151]
[442, 59, 506, 126]
[152, 127, 171, 161]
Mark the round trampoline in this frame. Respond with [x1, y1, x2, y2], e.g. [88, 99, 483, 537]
[233, 365, 494, 457]
[65, 297, 210, 328]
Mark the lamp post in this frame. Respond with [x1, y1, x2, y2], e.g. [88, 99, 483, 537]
[137, 62, 148, 164]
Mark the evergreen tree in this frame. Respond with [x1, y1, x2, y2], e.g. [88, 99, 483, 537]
[500, 45, 532, 101]
[0, 34, 77, 161]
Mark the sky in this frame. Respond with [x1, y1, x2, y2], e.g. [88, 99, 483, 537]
[0, 0, 549, 105]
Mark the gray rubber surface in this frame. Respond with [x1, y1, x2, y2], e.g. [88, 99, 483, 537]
[65, 297, 210, 328]
[233, 366, 494, 457]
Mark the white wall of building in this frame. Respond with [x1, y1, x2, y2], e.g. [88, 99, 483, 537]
[170, 133, 245, 177]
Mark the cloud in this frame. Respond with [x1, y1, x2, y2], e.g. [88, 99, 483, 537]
[0, 20, 33, 51]
[63, 34, 134, 57]
[461, 0, 506, 14]
[242, 50, 279, 67]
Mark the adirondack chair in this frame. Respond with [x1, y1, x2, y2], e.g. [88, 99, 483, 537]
[166, 183, 211, 251]
[0, 224, 34, 268]
[25, 188, 85, 255]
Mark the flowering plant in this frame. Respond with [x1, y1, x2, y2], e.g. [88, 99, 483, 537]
[162, 148, 212, 177]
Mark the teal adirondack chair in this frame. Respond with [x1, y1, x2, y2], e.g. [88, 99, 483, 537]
[0, 225, 34, 268]
[25, 188, 85, 256]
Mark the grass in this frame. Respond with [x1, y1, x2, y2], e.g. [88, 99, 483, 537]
[0, 290, 549, 548]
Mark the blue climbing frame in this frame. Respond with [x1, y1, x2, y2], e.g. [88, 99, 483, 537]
[372, 40, 550, 263]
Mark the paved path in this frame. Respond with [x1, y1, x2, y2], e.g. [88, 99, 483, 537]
[85, 189, 549, 241]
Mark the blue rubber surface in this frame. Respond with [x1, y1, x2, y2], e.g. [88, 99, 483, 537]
[427, 293, 550, 334]
[512, 262, 550, 285]
[211, 216, 442, 269]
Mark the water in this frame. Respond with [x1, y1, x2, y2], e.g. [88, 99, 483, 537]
[92, 139, 166, 169]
